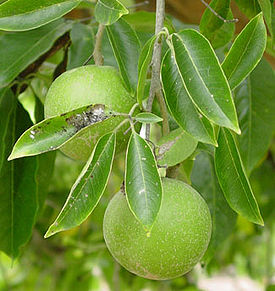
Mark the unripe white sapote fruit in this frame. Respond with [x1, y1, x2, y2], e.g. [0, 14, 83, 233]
[103, 178, 212, 280]
[44, 65, 136, 161]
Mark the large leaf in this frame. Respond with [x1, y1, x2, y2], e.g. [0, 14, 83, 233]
[235, 59, 275, 175]
[106, 18, 140, 94]
[214, 128, 264, 225]
[161, 49, 217, 146]
[200, 0, 235, 49]
[257, 0, 273, 40]
[157, 128, 198, 167]
[171, 30, 240, 132]
[67, 22, 95, 70]
[0, 0, 80, 31]
[234, 0, 261, 19]
[125, 132, 162, 231]
[137, 35, 157, 107]
[8, 104, 113, 160]
[0, 88, 38, 259]
[95, 0, 128, 26]
[222, 13, 267, 90]
[0, 19, 72, 88]
[191, 152, 237, 264]
[45, 133, 116, 238]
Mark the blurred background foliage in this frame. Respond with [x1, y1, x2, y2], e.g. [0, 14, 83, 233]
[0, 0, 274, 290]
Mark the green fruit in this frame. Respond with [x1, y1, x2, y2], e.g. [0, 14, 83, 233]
[44, 65, 136, 161]
[103, 178, 212, 280]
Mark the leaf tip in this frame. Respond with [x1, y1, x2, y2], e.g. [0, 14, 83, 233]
[44, 226, 57, 238]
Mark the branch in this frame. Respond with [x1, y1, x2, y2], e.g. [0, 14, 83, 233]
[145, 0, 165, 140]
[200, 0, 238, 23]
[155, 89, 169, 135]
[84, 23, 105, 66]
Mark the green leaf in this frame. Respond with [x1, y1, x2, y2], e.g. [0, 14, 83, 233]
[200, 0, 235, 49]
[214, 128, 264, 225]
[45, 132, 116, 238]
[191, 152, 237, 264]
[106, 18, 140, 94]
[125, 132, 162, 231]
[0, 88, 38, 259]
[137, 35, 157, 107]
[0, 0, 80, 31]
[134, 112, 163, 124]
[161, 49, 217, 146]
[95, 0, 128, 26]
[235, 59, 275, 175]
[234, 0, 261, 19]
[67, 22, 95, 70]
[222, 13, 267, 90]
[171, 30, 239, 132]
[0, 19, 72, 88]
[257, 0, 274, 40]
[8, 104, 113, 160]
[157, 128, 198, 167]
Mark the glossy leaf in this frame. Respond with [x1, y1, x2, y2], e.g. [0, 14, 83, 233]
[257, 0, 273, 39]
[171, 30, 239, 132]
[161, 49, 217, 146]
[222, 13, 267, 90]
[234, 0, 261, 19]
[214, 128, 264, 225]
[45, 133, 116, 238]
[8, 104, 113, 160]
[0, 0, 80, 31]
[157, 128, 198, 167]
[0, 89, 38, 259]
[191, 152, 237, 264]
[137, 35, 157, 107]
[106, 18, 140, 94]
[0, 19, 72, 88]
[235, 59, 275, 175]
[125, 132, 162, 231]
[67, 22, 95, 70]
[200, 0, 235, 49]
[134, 112, 163, 124]
[95, 0, 128, 26]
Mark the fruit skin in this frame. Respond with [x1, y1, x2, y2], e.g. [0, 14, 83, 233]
[103, 178, 212, 280]
[44, 65, 136, 161]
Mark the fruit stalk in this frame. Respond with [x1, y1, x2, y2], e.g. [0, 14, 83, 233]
[145, 0, 166, 139]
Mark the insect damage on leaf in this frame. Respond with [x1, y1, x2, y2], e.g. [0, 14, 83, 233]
[65, 104, 110, 131]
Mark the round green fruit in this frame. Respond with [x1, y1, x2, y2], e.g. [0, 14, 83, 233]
[103, 178, 212, 280]
[44, 65, 136, 161]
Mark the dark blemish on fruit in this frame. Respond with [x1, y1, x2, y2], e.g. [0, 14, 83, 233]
[90, 175, 94, 178]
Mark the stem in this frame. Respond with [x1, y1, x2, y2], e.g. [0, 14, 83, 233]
[145, 0, 165, 140]
[200, 0, 238, 23]
[156, 89, 169, 135]
[84, 23, 105, 66]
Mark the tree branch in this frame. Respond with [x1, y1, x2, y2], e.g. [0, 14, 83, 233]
[145, 0, 166, 140]
[200, 0, 238, 23]
[155, 89, 169, 135]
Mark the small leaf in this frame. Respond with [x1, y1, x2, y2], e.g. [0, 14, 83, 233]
[171, 30, 240, 132]
[161, 49, 217, 146]
[199, 0, 235, 49]
[0, 19, 72, 88]
[106, 18, 140, 94]
[8, 104, 114, 160]
[67, 22, 95, 70]
[214, 128, 264, 225]
[134, 112, 163, 124]
[0, 88, 38, 259]
[0, 0, 80, 31]
[258, 0, 273, 38]
[191, 152, 237, 264]
[235, 58, 275, 175]
[137, 34, 157, 107]
[95, 0, 128, 26]
[157, 128, 198, 167]
[125, 132, 162, 231]
[45, 132, 116, 237]
[222, 13, 267, 90]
